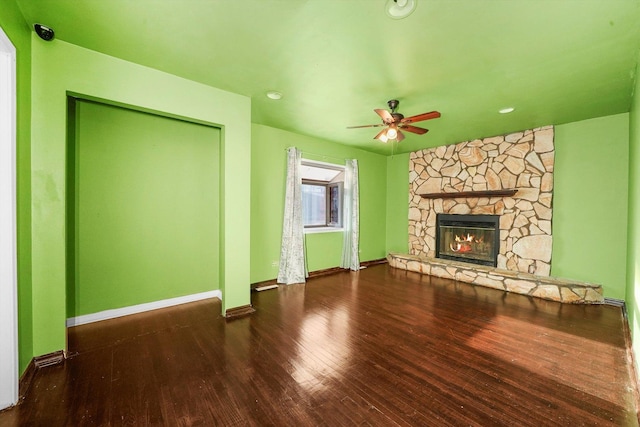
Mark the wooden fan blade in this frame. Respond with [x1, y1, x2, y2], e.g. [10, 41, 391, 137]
[401, 124, 429, 135]
[373, 128, 388, 141]
[396, 130, 405, 142]
[347, 124, 386, 129]
[401, 111, 441, 124]
[374, 108, 394, 124]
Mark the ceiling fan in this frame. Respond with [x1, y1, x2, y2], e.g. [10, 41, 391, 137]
[348, 99, 441, 142]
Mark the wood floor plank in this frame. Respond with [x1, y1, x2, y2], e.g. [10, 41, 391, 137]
[1, 264, 638, 426]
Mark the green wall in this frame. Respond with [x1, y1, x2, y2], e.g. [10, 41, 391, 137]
[30, 37, 250, 356]
[70, 100, 220, 317]
[250, 123, 387, 283]
[386, 153, 410, 254]
[553, 114, 629, 299]
[0, 2, 33, 374]
[626, 62, 640, 373]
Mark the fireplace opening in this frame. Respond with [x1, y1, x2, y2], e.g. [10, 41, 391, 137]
[436, 214, 500, 267]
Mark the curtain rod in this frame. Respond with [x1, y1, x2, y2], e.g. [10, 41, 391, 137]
[284, 147, 348, 163]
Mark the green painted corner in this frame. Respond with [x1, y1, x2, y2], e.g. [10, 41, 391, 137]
[626, 61, 640, 375]
[553, 113, 629, 299]
[69, 100, 220, 316]
[386, 153, 410, 255]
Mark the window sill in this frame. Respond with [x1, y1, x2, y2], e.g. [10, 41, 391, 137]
[304, 227, 344, 234]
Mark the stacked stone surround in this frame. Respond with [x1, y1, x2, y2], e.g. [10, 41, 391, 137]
[409, 126, 555, 276]
[388, 253, 604, 304]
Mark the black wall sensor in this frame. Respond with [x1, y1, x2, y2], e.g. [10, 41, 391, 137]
[34, 24, 55, 41]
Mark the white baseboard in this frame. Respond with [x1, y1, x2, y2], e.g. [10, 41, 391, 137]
[66, 290, 222, 327]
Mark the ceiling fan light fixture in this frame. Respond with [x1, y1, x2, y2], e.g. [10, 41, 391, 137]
[375, 129, 390, 143]
[349, 99, 439, 143]
[385, 0, 417, 19]
[386, 126, 398, 140]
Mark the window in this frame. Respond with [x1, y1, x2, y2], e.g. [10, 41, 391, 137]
[301, 160, 344, 230]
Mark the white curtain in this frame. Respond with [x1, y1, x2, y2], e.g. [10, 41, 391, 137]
[341, 159, 360, 271]
[277, 147, 308, 284]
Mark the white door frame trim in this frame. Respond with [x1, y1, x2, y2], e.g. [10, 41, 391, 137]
[0, 25, 19, 410]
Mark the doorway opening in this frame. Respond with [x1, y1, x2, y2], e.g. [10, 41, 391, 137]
[0, 25, 18, 410]
[65, 97, 221, 345]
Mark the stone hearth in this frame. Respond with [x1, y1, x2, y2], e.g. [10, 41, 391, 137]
[388, 253, 603, 304]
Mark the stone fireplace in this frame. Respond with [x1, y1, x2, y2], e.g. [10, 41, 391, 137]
[409, 126, 554, 276]
[393, 125, 604, 304]
[436, 214, 500, 267]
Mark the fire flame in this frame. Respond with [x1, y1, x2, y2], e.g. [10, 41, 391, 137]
[450, 233, 483, 253]
[454, 233, 483, 244]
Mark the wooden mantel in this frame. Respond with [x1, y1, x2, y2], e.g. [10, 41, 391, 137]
[419, 189, 518, 199]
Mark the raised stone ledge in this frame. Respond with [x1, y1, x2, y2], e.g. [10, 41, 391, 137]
[387, 253, 604, 304]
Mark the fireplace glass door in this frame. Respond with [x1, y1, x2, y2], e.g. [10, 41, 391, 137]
[436, 214, 500, 267]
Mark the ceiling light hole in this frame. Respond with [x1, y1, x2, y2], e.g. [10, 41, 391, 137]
[385, 0, 417, 19]
[266, 91, 283, 100]
[499, 107, 515, 114]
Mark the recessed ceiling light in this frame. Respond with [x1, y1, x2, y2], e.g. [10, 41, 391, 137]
[385, 0, 417, 19]
[266, 91, 282, 100]
[499, 107, 515, 114]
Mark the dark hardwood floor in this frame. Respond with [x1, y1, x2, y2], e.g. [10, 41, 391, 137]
[1, 264, 638, 426]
